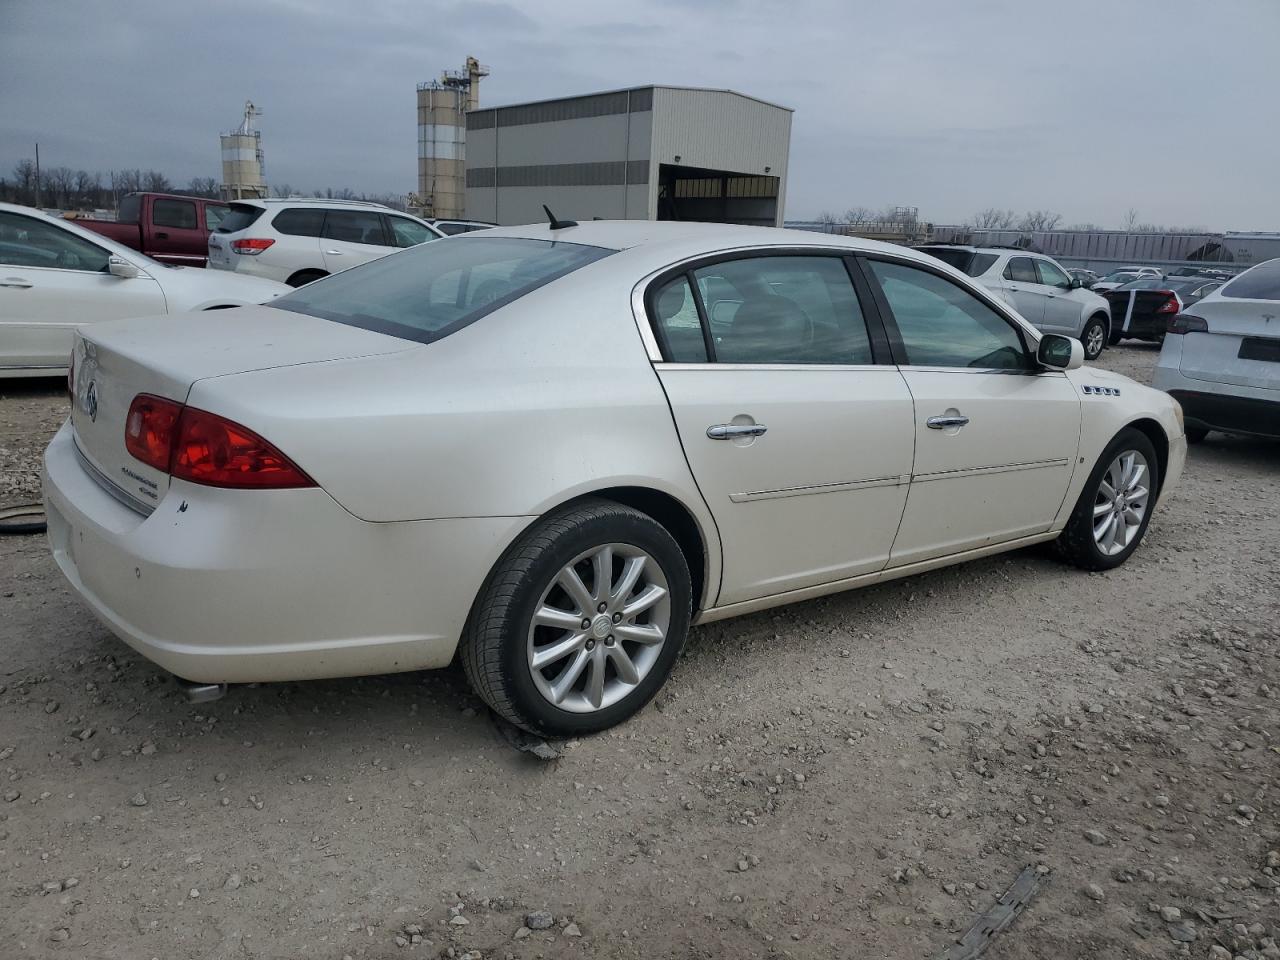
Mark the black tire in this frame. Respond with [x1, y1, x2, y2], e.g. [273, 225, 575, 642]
[1108, 329, 1123, 346]
[459, 498, 692, 737]
[286, 269, 327, 288]
[1081, 315, 1109, 360]
[1053, 427, 1160, 571]
[1185, 424, 1209, 444]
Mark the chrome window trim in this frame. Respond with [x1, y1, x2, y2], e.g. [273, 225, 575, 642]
[654, 362, 892, 373]
[896, 365, 1066, 377]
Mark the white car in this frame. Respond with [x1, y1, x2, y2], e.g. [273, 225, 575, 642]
[916, 245, 1113, 360]
[429, 219, 495, 236]
[208, 198, 444, 287]
[1153, 258, 1280, 443]
[0, 203, 289, 378]
[1091, 266, 1164, 294]
[43, 222, 1186, 736]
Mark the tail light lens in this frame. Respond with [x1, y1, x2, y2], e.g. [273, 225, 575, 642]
[124, 396, 314, 489]
[230, 238, 275, 255]
[125, 395, 183, 471]
[1154, 293, 1180, 315]
[1168, 313, 1209, 335]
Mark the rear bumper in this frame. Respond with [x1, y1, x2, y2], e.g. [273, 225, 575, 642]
[1167, 389, 1280, 439]
[42, 421, 531, 684]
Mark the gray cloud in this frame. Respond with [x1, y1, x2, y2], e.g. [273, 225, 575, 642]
[2, 0, 1276, 228]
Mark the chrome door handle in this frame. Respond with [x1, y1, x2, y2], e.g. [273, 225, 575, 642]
[324, 249, 343, 255]
[927, 415, 969, 429]
[707, 423, 767, 440]
[0, 277, 32, 288]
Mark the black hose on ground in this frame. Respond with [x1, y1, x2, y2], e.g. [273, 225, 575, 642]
[0, 503, 47, 535]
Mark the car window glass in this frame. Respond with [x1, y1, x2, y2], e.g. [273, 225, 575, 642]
[1035, 259, 1071, 288]
[386, 216, 437, 248]
[321, 210, 387, 246]
[0, 212, 110, 272]
[868, 259, 1030, 370]
[204, 205, 227, 230]
[272, 208, 326, 237]
[1003, 257, 1038, 283]
[1221, 259, 1280, 300]
[152, 198, 198, 230]
[650, 276, 708, 362]
[688, 256, 873, 365]
[215, 204, 264, 233]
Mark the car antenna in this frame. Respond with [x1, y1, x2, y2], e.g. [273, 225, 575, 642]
[543, 205, 578, 230]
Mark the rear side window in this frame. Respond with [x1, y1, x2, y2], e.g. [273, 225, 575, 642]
[204, 205, 228, 230]
[272, 208, 326, 237]
[153, 198, 197, 230]
[116, 195, 141, 224]
[916, 248, 998, 278]
[273, 237, 614, 345]
[650, 277, 709, 363]
[1003, 257, 1038, 283]
[215, 204, 265, 233]
[322, 210, 387, 246]
[1221, 259, 1280, 300]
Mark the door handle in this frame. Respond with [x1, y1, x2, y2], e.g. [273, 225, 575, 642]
[324, 249, 343, 255]
[154, 232, 169, 239]
[927, 415, 969, 430]
[0, 277, 32, 288]
[707, 423, 767, 440]
[1007, 285, 1019, 291]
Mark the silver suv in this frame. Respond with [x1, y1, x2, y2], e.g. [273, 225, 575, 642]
[917, 245, 1113, 359]
[208, 198, 444, 287]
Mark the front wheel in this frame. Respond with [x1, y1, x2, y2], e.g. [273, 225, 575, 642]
[460, 499, 692, 736]
[1185, 424, 1209, 444]
[1054, 428, 1160, 571]
[1081, 315, 1108, 360]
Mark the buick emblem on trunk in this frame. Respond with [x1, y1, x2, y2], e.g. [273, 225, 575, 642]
[84, 381, 98, 422]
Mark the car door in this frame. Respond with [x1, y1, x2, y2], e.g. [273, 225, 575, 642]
[1034, 258, 1082, 334]
[1001, 256, 1048, 328]
[148, 197, 204, 265]
[648, 252, 916, 606]
[320, 209, 396, 273]
[0, 211, 166, 372]
[861, 256, 1081, 567]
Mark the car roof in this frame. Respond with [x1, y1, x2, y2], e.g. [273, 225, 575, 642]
[231, 197, 392, 210]
[919, 243, 1047, 257]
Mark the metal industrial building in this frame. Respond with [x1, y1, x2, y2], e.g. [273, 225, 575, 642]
[465, 86, 792, 227]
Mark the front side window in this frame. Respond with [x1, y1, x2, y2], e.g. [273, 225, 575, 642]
[152, 198, 198, 230]
[273, 237, 613, 345]
[0, 213, 110, 272]
[680, 256, 873, 364]
[1221, 259, 1280, 300]
[867, 259, 1030, 370]
[1003, 257, 1038, 283]
[386, 215, 437, 248]
[272, 208, 326, 237]
[321, 210, 387, 246]
[1035, 259, 1071, 289]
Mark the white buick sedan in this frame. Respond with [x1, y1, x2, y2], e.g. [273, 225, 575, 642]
[43, 221, 1186, 735]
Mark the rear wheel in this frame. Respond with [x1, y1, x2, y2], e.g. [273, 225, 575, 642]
[460, 499, 692, 737]
[1054, 427, 1160, 571]
[286, 269, 327, 288]
[1081, 315, 1108, 360]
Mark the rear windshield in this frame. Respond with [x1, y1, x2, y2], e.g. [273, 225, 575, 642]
[215, 204, 265, 234]
[1221, 259, 1280, 300]
[1115, 278, 1165, 291]
[272, 237, 614, 344]
[116, 195, 141, 224]
[916, 248, 998, 277]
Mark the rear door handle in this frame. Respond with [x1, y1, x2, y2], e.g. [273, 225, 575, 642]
[927, 415, 969, 429]
[707, 423, 767, 440]
[0, 277, 32, 288]
[154, 232, 169, 239]
[324, 249, 343, 255]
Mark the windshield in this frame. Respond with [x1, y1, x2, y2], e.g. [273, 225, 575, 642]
[1115, 278, 1165, 291]
[1221, 259, 1280, 300]
[273, 237, 615, 344]
[915, 248, 998, 277]
[1099, 270, 1140, 282]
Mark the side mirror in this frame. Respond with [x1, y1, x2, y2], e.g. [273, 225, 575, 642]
[1069, 278, 1083, 289]
[108, 256, 139, 279]
[1038, 333, 1084, 370]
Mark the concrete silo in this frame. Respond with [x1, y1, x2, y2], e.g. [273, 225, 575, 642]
[416, 57, 488, 219]
[220, 101, 267, 201]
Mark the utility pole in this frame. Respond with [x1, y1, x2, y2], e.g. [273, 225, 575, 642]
[34, 142, 41, 208]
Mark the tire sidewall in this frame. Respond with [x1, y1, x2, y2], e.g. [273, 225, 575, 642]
[1072, 428, 1160, 569]
[1082, 316, 1107, 360]
[498, 510, 691, 736]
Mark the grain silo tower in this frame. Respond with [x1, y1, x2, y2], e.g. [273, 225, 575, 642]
[416, 57, 488, 219]
[220, 101, 267, 200]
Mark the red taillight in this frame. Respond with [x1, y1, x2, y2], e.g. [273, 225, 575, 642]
[1154, 292, 1180, 315]
[123, 397, 314, 489]
[172, 407, 314, 489]
[1167, 313, 1209, 335]
[125, 394, 183, 471]
[230, 238, 275, 255]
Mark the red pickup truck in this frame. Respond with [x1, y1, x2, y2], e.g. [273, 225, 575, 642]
[78, 192, 229, 267]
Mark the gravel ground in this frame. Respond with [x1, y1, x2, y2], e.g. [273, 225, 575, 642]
[1, 344, 1277, 960]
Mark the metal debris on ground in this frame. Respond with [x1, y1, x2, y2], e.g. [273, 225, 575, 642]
[490, 712, 562, 760]
[935, 864, 1043, 960]
[0, 503, 46, 535]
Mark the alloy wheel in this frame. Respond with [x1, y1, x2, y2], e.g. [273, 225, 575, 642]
[526, 543, 671, 713]
[1086, 324, 1105, 358]
[1092, 449, 1150, 556]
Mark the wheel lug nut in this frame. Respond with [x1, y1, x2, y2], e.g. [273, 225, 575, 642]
[612, 612, 622, 623]
[597, 602, 607, 613]
[581, 619, 591, 629]
[606, 636, 615, 646]
[585, 639, 595, 651]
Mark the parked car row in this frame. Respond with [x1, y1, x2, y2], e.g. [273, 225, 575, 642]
[77, 193, 229, 267]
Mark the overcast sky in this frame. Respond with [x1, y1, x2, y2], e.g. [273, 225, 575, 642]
[3, 0, 1276, 229]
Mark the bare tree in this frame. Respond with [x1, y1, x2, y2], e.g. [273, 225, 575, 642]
[968, 207, 1018, 229]
[141, 170, 172, 192]
[1122, 208, 1140, 231]
[272, 182, 295, 198]
[843, 205, 876, 224]
[1017, 209, 1062, 232]
[46, 167, 76, 207]
[12, 159, 36, 200]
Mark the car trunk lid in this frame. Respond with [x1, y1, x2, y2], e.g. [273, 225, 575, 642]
[69, 305, 416, 510]
[1179, 299, 1280, 389]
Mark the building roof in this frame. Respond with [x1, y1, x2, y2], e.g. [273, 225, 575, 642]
[470, 84, 792, 115]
